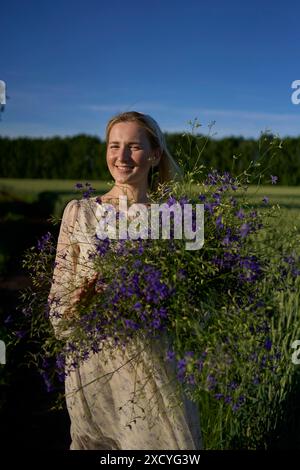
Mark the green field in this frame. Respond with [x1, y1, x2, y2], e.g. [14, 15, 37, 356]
[0, 178, 112, 218]
[1, 177, 300, 221]
[1, 177, 300, 203]
[0, 178, 110, 202]
[0, 178, 110, 193]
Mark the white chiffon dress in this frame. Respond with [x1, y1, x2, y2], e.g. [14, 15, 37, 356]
[48, 197, 202, 450]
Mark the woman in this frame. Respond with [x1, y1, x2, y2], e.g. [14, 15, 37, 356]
[48, 111, 202, 450]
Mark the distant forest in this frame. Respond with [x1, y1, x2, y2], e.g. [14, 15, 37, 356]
[1, 133, 300, 185]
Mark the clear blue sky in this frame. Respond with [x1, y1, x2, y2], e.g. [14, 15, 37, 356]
[1, 0, 300, 139]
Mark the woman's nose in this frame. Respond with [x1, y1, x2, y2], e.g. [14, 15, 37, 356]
[118, 146, 132, 161]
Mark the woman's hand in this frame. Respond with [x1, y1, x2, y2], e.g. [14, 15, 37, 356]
[66, 273, 107, 317]
[75, 273, 106, 301]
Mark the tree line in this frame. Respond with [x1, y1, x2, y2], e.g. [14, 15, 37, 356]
[0, 133, 299, 185]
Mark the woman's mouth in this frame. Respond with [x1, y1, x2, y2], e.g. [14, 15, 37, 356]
[115, 166, 134, 173]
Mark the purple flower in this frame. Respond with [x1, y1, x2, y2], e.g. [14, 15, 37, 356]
[15, 330, 26, 339]
[133, 302, 142, 310]
[37, 232, 52, 251]
[222, 234, 231, 246]
[137, 245, 144, 255]
[235, 209, 245, 219]
[166, 350, 176, 361]
[95, 237, 111, 256]
[292, 267, 300, 277]
[156, 307, 168, 319]
[249, 210, 257, 218]
[91, 343, 101, 354]
[264, 338, 272, 351]
[270, 175, 278, 184]
[42, 358, 50, 369]
[176, 358, 187, 382]
[214, 393, 224, 400]
[240, 223, 251, 238]
[262, 196, 269, 205]
[212, 192, 221, 204]
[232, 395, 246, 412]
[177, 269, 187, 280]
[133, 260, 142, 269]
[185, 351, 194, 358]
[216, 215, 224, 231]
[206, 171, 218, 185]
[151, 318, 161, 329]
[229, 381, 238, 390]
[177, 358, 187, 370]
[124, 319, 140, 330]
[238, 255, 261, 283]
[75, 183, 83, 189]
[166, 196, 177, 207]
[204, 202, 216, 215]
[179, 196, 189, 206]
[187, 374, 196, 385]
[56, 354, 65, 370]
[207, 374, 217, 390]
[283, 255, 295, 265]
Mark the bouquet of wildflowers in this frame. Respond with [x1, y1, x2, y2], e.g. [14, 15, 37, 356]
[9, 130, 300, 449]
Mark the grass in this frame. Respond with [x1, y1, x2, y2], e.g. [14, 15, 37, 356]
[1, 178, 300, 227]
[0, 178, 111, 204]
[0, 178, 113, 218]
[1, 177, 300, 204]
[0, 178, 110, 193]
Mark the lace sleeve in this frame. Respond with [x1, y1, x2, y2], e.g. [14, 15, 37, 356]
[48, 199, 80, 339]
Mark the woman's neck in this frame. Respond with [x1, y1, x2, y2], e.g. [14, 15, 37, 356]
[102, 184, 150, 204]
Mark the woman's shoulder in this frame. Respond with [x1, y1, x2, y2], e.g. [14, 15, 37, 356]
[62, 197, 100, 238]
[62, 197, 99, 225]
[62, 199, 80, 218]
[67, 196, 99, 212]
[74, 196, 104, 224]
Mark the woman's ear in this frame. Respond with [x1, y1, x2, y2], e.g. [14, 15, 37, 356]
[152, 149, 162, 167]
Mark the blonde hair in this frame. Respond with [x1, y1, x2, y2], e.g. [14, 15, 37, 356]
[105, 111, 183, 187]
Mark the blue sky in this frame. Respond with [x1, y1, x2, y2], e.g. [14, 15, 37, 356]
[1, 0, 300, 139]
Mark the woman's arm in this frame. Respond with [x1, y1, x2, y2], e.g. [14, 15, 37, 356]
[48, 199, 80, 339]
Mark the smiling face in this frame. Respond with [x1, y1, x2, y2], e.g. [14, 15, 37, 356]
[106, 121, 160, 191]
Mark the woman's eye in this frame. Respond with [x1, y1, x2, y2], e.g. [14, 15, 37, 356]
[109, 145, 140, 150]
